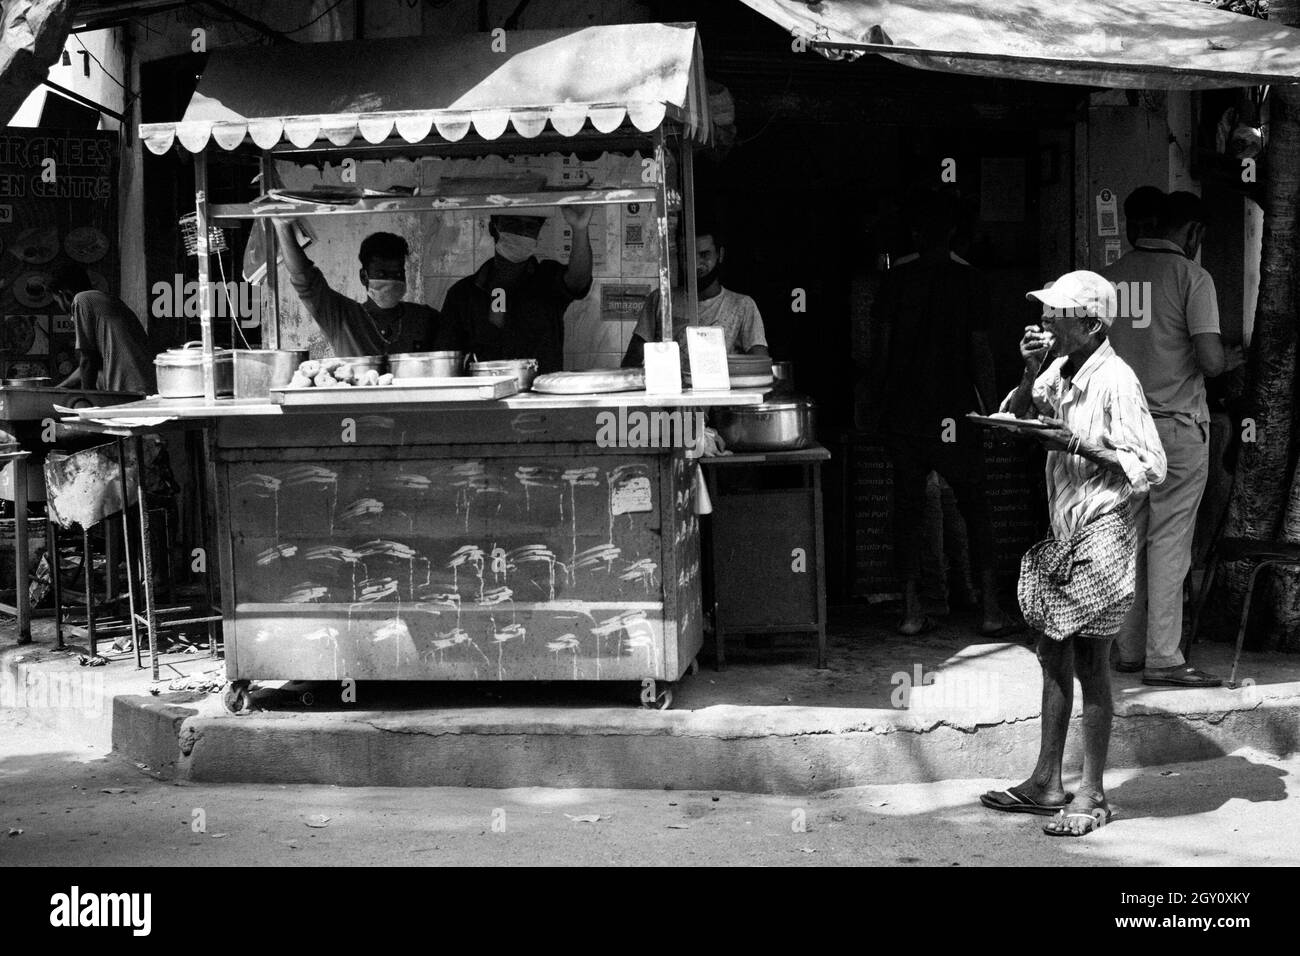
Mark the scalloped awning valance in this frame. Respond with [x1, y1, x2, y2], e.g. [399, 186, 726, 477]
[141, 22, 711, 156]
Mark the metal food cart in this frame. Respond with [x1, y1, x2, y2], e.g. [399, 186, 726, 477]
[130, 23, 738, 709]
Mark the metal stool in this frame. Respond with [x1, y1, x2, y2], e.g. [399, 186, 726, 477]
[48, 504, 174, 662]
[1188, 534, 1300, 687]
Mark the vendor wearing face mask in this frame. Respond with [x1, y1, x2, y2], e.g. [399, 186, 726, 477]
[439, 209, 594, 374]
[271, 219, 442, 356]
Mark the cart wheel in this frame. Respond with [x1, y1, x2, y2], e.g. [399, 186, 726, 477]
[639, 678, 674, 710]
[222, 680, 252, 715]
[300, 691, 315, 706]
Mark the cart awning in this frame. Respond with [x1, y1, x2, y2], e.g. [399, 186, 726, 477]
[141, 22, 711, 155]
[739, 0, 1300, 89]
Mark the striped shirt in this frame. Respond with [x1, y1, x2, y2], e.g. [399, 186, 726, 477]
[1001, 339, 1166, 540]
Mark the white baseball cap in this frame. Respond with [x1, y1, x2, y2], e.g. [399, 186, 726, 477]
[1026, 271, 1118, 326]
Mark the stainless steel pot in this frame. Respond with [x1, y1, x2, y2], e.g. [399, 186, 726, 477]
[388, 350, 465, 379]
[155, 341, 234, 398]
[469, 358, 539, 391]
[233, 349, 310, 399]
[713, 397, 815, 451]
[334, 355, 386, 376]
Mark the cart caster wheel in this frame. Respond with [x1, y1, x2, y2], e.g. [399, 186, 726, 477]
[639, 679, 674, 710]
[223, 680, 252, 715]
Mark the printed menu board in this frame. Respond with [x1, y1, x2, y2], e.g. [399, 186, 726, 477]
[0, 128, 118, 379]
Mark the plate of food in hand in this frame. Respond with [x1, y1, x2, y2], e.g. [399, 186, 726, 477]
[966, 412, 1053, 431]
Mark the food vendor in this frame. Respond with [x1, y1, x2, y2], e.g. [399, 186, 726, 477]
[439, 209, 594, 374]
[621, 219, 768, 367]
[271, 220, 443, 355]
[51, 262, 156, 394]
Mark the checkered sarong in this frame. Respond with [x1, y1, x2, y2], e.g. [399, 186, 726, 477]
[1017, 505, 1137, 641]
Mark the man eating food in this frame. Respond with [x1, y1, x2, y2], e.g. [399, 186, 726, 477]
[980, 271, 1166, 837]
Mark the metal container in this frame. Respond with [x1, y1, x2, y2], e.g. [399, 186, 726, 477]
[334, 355, 386, 376]
[233, 349, 310, 399]
[388, 350, 465, 379]
[469, 358, 539, 391]
[770, 361, 795, 393]
[155, 342, 234, 398]
[3, 377, 53, 388]
[713, 397, 816, 451]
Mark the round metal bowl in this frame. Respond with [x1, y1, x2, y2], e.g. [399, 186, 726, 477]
[233, 349, 311, 399]
[469, 358, 539, 391]
[389, 350, 465, 379]
[155, 342, 234, 398]
[3, 377, 53, 388]
[713, 398, 816, 451]
[334, 355, 386, 375]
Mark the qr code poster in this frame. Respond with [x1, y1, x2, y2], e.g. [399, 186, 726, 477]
[620, 202, 658, 276]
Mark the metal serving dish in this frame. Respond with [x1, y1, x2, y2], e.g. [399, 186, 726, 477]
[713, 397, 816, 451]
[155, 341, 234, 398]
[468, 358, 539, 391]
[233, 349, 310, 399]
[334, 355, 386, 375]
[3, 377, 53, 388]
[389, 350, 465, 379]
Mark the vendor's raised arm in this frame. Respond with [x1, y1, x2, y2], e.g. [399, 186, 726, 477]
[271, 218, 313, 280]
[269, 220, 440, 357]
[560, 205, 594, 297]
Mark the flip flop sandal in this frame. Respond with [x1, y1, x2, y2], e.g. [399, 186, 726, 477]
[980, 787, 1074, 816]
[1042, 808, 1113, 837]
[897, 615, 938, 637]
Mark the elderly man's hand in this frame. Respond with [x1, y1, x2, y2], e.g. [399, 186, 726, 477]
[1032, 417, 1075, 454]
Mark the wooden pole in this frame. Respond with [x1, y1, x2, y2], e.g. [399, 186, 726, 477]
[261, 152, 280, 349]
[654, 129, 672, 343]
[683, 132, 698, 328]
[194, 151, 216, 403]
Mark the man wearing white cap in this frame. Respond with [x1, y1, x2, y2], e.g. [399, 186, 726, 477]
[980, 271, 1165, 837]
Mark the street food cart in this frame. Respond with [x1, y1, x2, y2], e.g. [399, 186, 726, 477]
[110, 23, 759, 709]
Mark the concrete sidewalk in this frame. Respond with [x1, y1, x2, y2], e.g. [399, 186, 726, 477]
[3, 608, 1298, 793]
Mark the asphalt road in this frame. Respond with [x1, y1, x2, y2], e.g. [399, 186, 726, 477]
[1, 708, 1295, 867]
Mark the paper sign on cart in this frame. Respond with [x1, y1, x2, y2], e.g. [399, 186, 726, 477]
[685, 326, 729, 390]
[644, 342, 682, 394]
[611, 476, 653, 515]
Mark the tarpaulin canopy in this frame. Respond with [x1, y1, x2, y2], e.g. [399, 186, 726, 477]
[740, 0, 1300, 90]
[141, 22, 711, 156]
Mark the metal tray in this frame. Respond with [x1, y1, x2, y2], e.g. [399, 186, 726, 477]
[270, 376, 517, 407]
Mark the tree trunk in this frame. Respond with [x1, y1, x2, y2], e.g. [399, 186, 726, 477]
[1223, 0, 1300, 650]
[0, 0, 78, 124]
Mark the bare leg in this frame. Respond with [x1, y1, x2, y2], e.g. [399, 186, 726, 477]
[1013, 632, 1074, 803]
[1044, 635, 1114, 835]
[899, 578, 928, 634]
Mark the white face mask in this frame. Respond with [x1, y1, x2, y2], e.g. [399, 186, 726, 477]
[366, 279, 406, 310]
[495, 232, 538, 263]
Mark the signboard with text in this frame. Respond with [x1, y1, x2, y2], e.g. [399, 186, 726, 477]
[0, 128, 118, 379]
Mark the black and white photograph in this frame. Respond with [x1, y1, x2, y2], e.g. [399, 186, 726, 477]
[0, 0, 1294, 927]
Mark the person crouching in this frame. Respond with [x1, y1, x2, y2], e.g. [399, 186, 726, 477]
[979, 271, 1166, 837]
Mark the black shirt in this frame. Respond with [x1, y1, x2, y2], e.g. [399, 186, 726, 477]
[289, 265, 442, 356]
[874, 257, 990, 439]
[439, 257, 590, 374]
